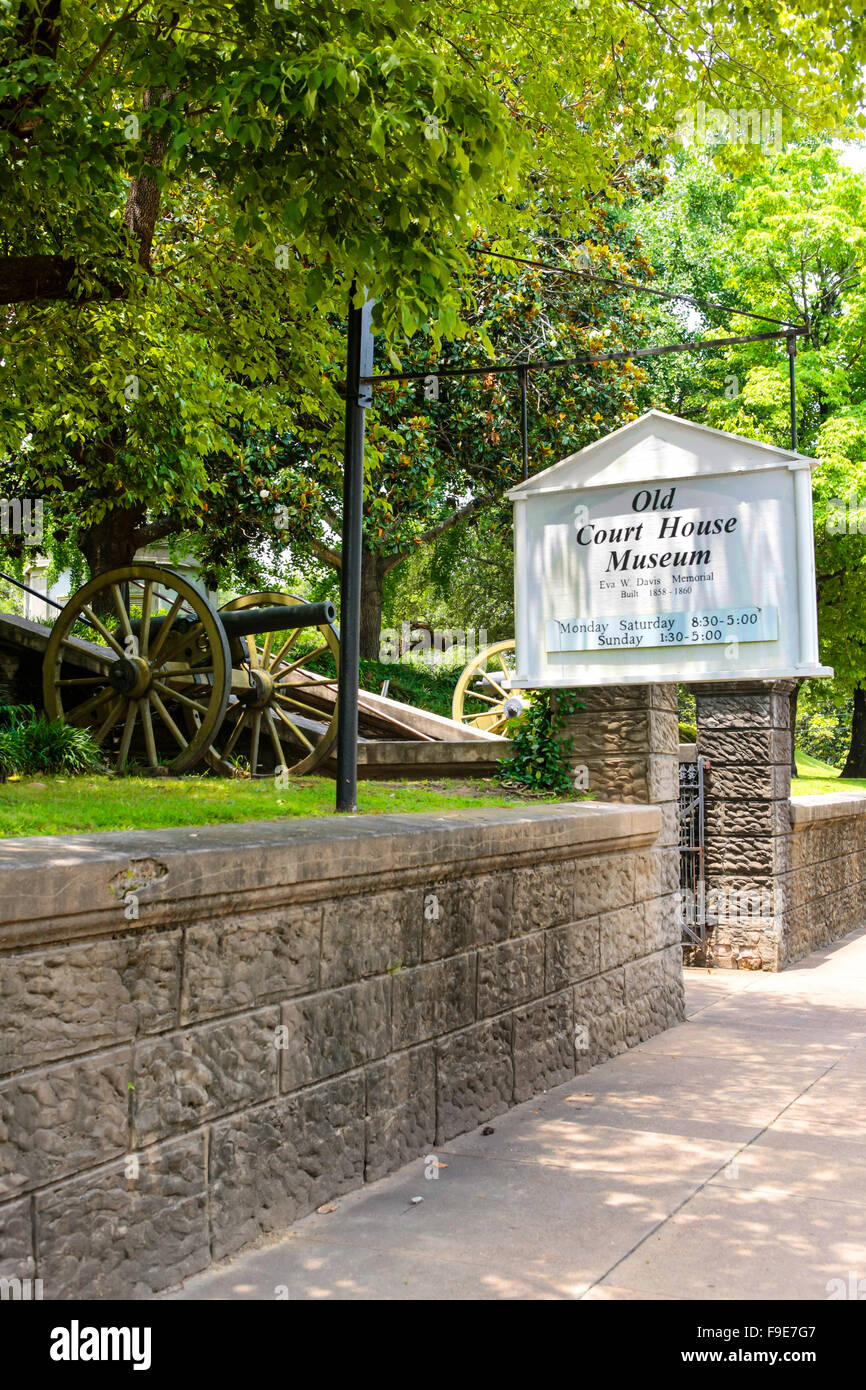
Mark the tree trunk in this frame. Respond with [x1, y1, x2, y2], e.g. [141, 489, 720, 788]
[842, 686, 866, 777]
[79, 504, 146, 615]
[359, 550, 385, 660]
[79, 507, 144, 578]
[123, 87, 171, 273]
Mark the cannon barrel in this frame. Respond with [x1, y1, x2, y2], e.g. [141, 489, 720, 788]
[218, 601, 336, 641]
[128, 613, 199, 640]
[129, 600, 336, 644]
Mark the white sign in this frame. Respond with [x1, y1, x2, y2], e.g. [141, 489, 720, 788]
[507, 411, 831, 687]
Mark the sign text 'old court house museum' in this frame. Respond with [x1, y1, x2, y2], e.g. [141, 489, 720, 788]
[507, 409, 829, 690]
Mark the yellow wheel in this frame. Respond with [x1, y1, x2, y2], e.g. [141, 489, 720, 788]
[42, 564, 230, 774]
[451, 639, 528, 734]
[194, 592, 340, 778]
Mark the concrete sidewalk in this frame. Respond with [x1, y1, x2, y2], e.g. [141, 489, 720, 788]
[167, 929, 866, 1301]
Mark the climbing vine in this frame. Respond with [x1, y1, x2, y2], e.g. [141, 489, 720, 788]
[498, 690, 585, 796]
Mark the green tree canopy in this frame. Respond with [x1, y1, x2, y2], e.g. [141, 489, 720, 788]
[3, 0, 866, 595]
[630, 142, 866, 768]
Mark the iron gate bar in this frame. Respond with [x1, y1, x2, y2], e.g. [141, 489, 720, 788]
[679, 754, 707, 946]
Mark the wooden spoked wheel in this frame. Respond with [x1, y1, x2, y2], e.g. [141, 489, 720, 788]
[194, 592, 340, 778]
[451, 639, 528, 734]
[42, 564, 231, 774]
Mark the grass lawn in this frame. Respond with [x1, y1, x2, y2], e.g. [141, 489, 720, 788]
[4, 748, 860, 840]
[792, 749, 866, 796]
[0, 773, 561, 838]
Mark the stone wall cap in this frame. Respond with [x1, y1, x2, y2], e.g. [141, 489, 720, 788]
[0, 801, 662, 947]
[790, 792, 866, 826]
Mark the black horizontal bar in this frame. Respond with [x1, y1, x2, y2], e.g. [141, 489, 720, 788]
[360, 326, 807, 387]
[478, 251, 800, 330]
[0, 570, 65, 612]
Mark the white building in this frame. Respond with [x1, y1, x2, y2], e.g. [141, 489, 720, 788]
[19, 545, 216, 622]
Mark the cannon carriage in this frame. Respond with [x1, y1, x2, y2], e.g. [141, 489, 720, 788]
[2, 559, 511, 780]
[450, 638, 527, 734]
[41, 563, 341, 776]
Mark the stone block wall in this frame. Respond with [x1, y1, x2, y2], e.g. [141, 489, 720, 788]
[557, 680, 681, 955]
[0, 803, 682, 1298]
[693, 681, 794, 969]
[788, 796, 866, 961]
[688, 679, 866, 969]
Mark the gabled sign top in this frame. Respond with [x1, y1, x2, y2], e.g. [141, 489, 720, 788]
[507, 409, 816, 502]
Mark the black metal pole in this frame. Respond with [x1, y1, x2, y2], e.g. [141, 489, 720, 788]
[787, 334, 798, 452]
[519, 366, 529, 480]
[787, 332, 800, 778]
[336, 288, 374, 813]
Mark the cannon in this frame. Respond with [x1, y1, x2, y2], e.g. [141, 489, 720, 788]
[42, 563, 341, 776]
[451, 639, 528, 734]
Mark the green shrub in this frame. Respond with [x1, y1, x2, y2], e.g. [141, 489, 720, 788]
[0, 729, 19, 779]
[0, 704, 30, 780]
[0, 706, 102, 777]
[678, 687, 696, 725]
[0, 703, 34, 730]
[498, 690, 584, 796]
[678, 721, 697, 743]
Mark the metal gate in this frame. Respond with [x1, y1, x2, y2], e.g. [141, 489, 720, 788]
[679, 753, 707, 944]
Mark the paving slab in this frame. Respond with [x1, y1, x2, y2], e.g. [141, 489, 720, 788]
[526, 1054, 814, 1134]
[770, 1074, 866, 1141]
[683, 972, 759, 1018]
[172, 1235, 565, 1302]
[634, 1016, 858, 1060]
[168, 1148, 701, 1301]
[166, 930, 866, 1302]
[705, 1139, 866, 1209]
[596, 1186, 866, 1301]
[444, 1117, 741, 1180]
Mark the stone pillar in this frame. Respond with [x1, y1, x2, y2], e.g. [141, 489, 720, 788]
[557, 683, 683, 1003]
[692, 680, 794, 971]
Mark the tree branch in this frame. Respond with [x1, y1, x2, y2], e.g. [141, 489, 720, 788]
[379, 497, 488, 574]
[0, 254, 126, 304]
[133, 516, 177, 548]
[310, 536, 342, 571]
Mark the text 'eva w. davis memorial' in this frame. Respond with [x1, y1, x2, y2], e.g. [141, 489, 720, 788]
[507, 410, 831, 688]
